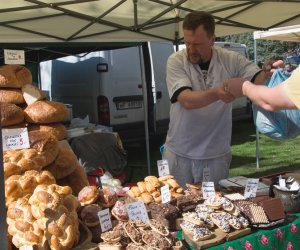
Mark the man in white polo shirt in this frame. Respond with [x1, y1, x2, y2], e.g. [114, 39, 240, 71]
[163, 11, 269, 188]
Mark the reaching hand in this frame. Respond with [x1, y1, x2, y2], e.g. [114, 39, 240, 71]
[217, 84, 235, 103]
[262, 60, 284, 78]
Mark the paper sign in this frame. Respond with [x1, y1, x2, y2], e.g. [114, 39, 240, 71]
[203, 166, 210, 182]
[125, 201, 149, 223]
[157, 159, 170, 177]
[4, 49, 25, 65]
[161, 184, 171, 203]
[2, 128, 30, 150]
[97, 208, 112, 232]
[202, 182, 215, 199]
[244, 178, 259, 198]
[279, 178, 286, 188]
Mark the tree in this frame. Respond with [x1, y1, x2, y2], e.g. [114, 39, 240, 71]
[217, 32, 298, 64]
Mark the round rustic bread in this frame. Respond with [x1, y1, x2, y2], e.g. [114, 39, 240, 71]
[0, 65, 32, 88]
[27, 123, 67, 141]
[24, 100, 69, 124]
[0, 88, 25, 104]
[44, 141, 78, 180]
[0, 103, 24, 127]
[3, 131, 59, 172]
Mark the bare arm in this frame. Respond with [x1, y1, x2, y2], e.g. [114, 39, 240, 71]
[177, 85, 235, 109]
[242, 81, 297, 111]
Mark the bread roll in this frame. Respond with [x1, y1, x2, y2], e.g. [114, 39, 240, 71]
[24, 100, 69, 124]
[0, 88, 25, 104]
[0, 65, 32, 88]
[43, 141, 78, 180]
[22, 84, 46, 105]
[27, 123, 67, 141]
[98, 188, 118, 208]
[77, 186, 99, 206]
[80, 204, 102, 227]
[0, 103, 24, 127]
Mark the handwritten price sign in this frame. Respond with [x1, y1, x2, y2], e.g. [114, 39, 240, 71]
[157, 159, 170, 177]
[98, 208, 112, 232]
[2, 128, 30, 150]
[125, 201, 149, 223]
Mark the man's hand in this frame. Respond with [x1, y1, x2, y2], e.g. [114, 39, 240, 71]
[223, 78, 245, 98]
[262, 60, 284, 78]
[217, 84, 235, 103]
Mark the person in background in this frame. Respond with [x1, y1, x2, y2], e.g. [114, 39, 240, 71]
[283, 62, 294, 78]
[163, 11, 272, 188]
[224, 64, 300, 112]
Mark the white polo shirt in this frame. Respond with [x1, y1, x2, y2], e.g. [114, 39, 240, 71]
[165, 46, 260, 159]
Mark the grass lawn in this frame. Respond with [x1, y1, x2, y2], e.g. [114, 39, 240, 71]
[124, 118, 300, 182]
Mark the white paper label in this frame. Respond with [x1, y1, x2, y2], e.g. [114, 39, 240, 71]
[125, 201, 149, 223]
[279, 178, 286, 188]
[203, 166, 210, 182]
[2, 128, 30, 150]
[244, 178, 259, 198]
[161, 184, 171, 203]
[157, 159, 170, 177]
[202, 182, 215, 199]
[97, 208, 112, 232]
[4, 49, 25, 65]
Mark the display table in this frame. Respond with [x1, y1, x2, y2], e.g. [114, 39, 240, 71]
[177, 214, 300, 250]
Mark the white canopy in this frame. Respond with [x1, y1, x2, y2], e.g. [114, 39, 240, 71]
[1, 0, 300, 44]
[254, 25, 300, 42]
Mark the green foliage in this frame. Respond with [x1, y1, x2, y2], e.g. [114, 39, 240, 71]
[217, 32, 298, 63]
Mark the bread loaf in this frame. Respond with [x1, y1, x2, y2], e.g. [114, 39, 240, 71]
[22, 84, 46, 105]
[0, 103, 24, 127]
[27, 123, 67, 141]
[3, 131, 59, 172]
[24, 100, 69, 124]
[0, 65, 32, 88]
[0, 88, 25, 104]
[44, 140, 78, 179]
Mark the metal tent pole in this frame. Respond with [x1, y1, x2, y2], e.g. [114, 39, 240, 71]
[139, 45, 151, 176]
[253, 37, 260, 169]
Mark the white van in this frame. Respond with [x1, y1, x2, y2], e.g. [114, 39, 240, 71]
[40, 42, 173, 141]
[177, 42, 252, 120]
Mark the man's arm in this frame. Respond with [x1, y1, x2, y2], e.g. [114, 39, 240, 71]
[177, 85, 235, 110]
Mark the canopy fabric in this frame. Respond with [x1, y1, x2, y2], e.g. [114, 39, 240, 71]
[254, 25, 300, 42]
[1, 0, 300, 44]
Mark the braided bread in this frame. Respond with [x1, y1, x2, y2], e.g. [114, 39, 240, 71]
[5, 170, 56, 206]
[4, 131, 59, 172]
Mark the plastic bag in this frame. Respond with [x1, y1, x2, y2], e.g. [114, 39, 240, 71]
[253, 69, 300, 140]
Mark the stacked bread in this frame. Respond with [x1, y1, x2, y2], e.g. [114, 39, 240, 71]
[126, 175, 184, 204]
[0, 65, 89, 249]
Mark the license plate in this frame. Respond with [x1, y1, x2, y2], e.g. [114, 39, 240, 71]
[116, 100, 143, 110]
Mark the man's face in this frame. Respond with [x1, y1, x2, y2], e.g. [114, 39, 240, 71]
[285, 64, 292, 72]
[184, 25, 215, 64]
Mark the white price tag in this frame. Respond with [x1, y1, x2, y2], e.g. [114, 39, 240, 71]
[279, 178, 286, 188]
[157, 159, 170, 177]
[203, 166, 210, 182]
[161, 184, 171, 203]
[244, 178, 259, 198]
[97, 208, 112, 232]
[2, 128, 30, 150]
[4, 49, 25, 65]
[202, 182, 215, 199]
[125, 201, 149, 223]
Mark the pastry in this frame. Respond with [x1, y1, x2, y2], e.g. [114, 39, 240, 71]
[111, 200, 129, 221]
[98, 188, 118, 208]
[80, 204, 102, 227]
[78, 186, 99, 206]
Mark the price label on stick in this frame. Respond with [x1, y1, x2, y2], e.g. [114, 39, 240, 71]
[202, 182, 215, 199]
[2, 128, 30, 151]
[97, 208, 112, 232]
[125, 201, 149, 223]
[161, 184, 171, 203]
[157, 159, 170, 177]
[244, 178, 259, 198]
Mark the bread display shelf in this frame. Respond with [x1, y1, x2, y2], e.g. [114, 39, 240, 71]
[182, 227, 251, 249]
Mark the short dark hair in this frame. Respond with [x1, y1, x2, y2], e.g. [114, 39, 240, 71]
[183, 11, 215, 37]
